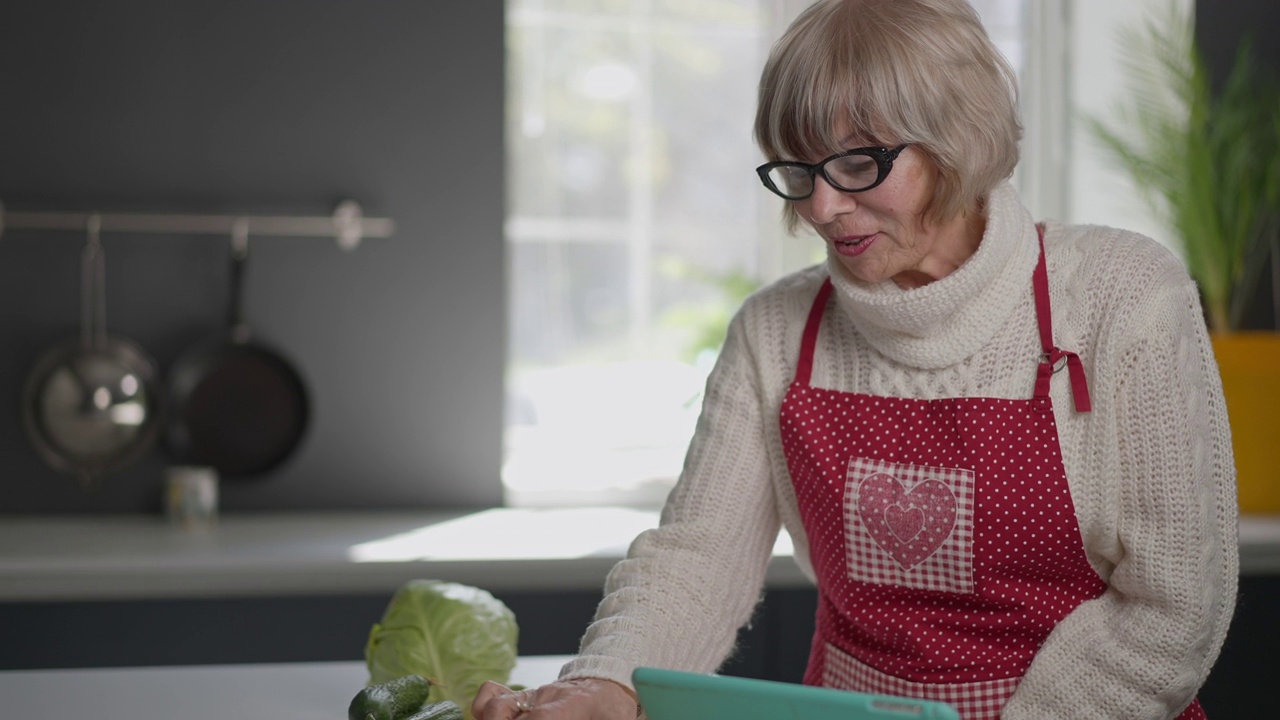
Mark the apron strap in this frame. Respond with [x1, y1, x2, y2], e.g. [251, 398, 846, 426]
[795, 277, 835, 386]
[1032, 224, 1092, 412]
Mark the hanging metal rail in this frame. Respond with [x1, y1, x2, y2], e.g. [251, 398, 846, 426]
[0, 199, 394, 250]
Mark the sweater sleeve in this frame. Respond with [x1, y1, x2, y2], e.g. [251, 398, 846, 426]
[557, 306, 783, 689]
[1002, 278, 1239, 719]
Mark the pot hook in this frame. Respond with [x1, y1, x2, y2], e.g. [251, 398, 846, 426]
[80, 214, 108, 352]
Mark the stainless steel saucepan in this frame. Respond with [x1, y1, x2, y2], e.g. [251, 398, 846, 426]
[22, 215, 162, 486]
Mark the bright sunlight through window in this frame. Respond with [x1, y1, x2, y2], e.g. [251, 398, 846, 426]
[504, 0, 1030, 508]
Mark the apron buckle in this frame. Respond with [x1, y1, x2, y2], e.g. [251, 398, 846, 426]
[1042, 350, 1068, 374]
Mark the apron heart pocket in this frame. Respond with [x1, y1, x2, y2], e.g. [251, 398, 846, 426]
[857, 472, 957, 570]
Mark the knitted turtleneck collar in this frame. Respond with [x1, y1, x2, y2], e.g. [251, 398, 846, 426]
[826, 182, 1039, 369]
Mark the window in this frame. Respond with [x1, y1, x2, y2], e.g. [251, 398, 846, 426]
[504, 0, 1031, 508]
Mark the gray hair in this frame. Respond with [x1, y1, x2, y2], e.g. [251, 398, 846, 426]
[754, 0, 1022, 231]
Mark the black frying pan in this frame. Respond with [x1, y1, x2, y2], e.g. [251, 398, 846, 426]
[163, 223, 309, 479]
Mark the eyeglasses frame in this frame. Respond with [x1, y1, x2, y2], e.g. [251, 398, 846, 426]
[755, 144, 908, 200]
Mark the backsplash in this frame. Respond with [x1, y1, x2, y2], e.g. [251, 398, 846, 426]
[0, 1, 505, 513]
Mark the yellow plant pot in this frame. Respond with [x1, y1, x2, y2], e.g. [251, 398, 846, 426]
[1211, 332, 1280, 515]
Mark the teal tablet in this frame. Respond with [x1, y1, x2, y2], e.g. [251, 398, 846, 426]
[632, 666, 962, 720]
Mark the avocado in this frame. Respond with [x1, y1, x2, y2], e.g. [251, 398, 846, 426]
[348, 674, 433, 720]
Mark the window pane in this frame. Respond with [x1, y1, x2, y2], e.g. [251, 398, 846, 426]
[505, 0, 1027, 507]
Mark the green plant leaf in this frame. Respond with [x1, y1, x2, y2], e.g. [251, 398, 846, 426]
[1085, 5, 1280, 332]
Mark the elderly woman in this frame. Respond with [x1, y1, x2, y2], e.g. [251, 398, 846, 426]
[474, 0, 1238, 718]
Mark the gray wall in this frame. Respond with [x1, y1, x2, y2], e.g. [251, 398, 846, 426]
[1196, 0, 1280, 82]
[0, 1, 506, 512]
[1198, 0, 1280, 333]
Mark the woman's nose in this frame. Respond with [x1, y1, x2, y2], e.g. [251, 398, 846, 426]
[804, 174, 855, 225]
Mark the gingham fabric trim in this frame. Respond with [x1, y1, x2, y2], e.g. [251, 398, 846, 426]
[823, 642, 1018, 720]
[845, 457, 975, 594]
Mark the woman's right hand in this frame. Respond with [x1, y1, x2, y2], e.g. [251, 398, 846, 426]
[472, 677, 640, 720]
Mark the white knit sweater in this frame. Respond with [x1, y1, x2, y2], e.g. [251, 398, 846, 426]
[559, 183, 1239, 719]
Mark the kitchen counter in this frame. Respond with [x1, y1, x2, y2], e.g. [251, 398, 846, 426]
[0, 654, 573, 720]
[1, 508, 1277, 602]
[0, 507, 805, 602]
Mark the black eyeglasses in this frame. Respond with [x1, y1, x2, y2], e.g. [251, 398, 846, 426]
[756, 145, 908, 200]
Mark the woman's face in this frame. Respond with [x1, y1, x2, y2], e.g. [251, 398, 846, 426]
[792, 145, 981, 289]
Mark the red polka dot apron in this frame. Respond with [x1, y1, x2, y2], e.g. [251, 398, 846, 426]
[779, 230, 1205, 719]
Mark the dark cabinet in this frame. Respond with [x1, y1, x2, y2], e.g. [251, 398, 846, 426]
[2, 580, 1272, 718]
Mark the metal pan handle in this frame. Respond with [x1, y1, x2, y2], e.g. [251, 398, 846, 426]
[79, 214, 108, 351]
[228, 218, 252, 343]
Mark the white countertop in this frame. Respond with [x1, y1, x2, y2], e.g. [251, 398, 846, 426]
[0, 507, 806, 602]
[0, 655, 573, 720]
[1, 508, 1277, 602]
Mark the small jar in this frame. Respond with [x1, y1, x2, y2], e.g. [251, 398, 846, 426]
[165, 465, 219, 531]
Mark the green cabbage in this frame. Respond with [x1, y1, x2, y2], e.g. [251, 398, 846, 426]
[364, 580, 519, 720]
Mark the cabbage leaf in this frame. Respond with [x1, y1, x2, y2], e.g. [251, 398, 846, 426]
[365, 580, 519, 720]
